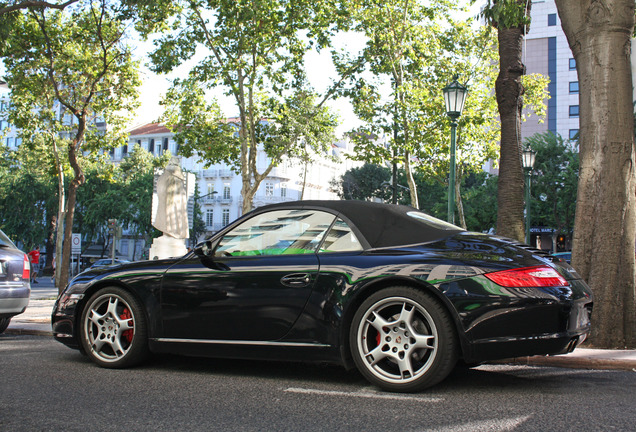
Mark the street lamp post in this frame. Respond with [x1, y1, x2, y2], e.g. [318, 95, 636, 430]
[522, 149, 536, 245]
[443, 75, 468, 225]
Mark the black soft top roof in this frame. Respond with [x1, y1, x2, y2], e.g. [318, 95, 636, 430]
[254, 200, 464, 249]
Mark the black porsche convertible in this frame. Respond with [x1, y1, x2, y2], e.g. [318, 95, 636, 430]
[52, 200, 593, 392]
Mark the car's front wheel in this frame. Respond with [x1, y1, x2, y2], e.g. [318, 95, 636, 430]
[80, 287, 149, 368]
[350, 287, 458, 392]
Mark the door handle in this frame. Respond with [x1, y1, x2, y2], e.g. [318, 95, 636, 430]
[280, 273, 311, 287]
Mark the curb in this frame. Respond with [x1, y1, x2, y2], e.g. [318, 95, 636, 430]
[5, 327, 52, 337]
[502, 356, 636, 371]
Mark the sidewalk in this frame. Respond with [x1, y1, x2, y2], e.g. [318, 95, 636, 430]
[6, 278, 636, 372]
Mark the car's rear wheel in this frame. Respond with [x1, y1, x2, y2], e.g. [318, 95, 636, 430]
[80, 287, 148, 368]
[350, 286, 458, 392]
[0, 317, 11, 334]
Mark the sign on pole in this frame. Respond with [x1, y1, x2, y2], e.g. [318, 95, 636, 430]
[71, 233, 82, 255]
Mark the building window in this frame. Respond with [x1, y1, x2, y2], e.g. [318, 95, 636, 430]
[569, 105, 579, 117]
[569, 82, 579, 93]
[149, 139, 155, 154]
[548, 13, 557, 26]
[222, 209, 230, 226]
[281, 183, 287, 198]
[6, 137, 14, 147]
[223, 185, 231, 200]
[122, 144, 128, 156]
[163, 138, 169, 152]
[207, 184, 216, 196]
[206, 209, 214, 227]
[569, 58, 576, 70]
[569, 129, 579, 140]
[265, 182, 274, 197]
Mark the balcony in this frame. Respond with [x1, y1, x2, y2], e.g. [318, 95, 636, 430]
[219, 169, 233, 178]
[200, 195, 218, 204]
[267, 166, 291, 180]
[202, 169, 217, 179]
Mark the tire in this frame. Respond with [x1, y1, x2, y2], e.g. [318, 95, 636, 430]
[350, 286, 458, 392]
[80, 287, 149, 368]
[0, 317, 10, 334]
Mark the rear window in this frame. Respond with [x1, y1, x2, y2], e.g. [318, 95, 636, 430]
[406, 211, 462, 231]
[0, 230, 17, 249]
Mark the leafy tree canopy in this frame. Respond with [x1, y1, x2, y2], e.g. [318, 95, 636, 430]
[524, 132, 578, 236]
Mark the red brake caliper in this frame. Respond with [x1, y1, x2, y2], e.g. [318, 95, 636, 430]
[120, 308, 134, 343]
[376, 329, 382, 346]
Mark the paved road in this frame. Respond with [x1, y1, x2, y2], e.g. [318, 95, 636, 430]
[1, 335, 635, 432]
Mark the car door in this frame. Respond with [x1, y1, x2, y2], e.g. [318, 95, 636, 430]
[160, 208, 337, 341]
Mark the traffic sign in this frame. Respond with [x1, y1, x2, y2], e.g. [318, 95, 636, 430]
[71, 233, 81, 255]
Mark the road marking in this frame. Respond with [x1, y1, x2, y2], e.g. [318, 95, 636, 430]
[284, 387, 443, 402]
[430, 415, 532, 432]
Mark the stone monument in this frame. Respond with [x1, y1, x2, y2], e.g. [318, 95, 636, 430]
[149, 157, 190, 259]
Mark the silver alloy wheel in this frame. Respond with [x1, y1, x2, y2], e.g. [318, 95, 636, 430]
[356, 296, 438, 384]
[83, 292, 136, 363]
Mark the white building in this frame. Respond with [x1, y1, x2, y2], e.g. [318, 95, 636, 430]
[0, 83, 21, 149]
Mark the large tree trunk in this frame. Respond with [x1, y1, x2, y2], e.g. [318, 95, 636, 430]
[495, 24, 527, 242]
[58, 121, 86, 292]
[555, 0, 636, 348]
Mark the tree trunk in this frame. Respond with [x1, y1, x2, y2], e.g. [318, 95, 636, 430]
[456, 168, 466, 229]
[52, 136, 65, 290]
[403, 150, 419, 209]
[43, 214, 56, 274]
[58, 120, 86, 292]
[555, 0, 636, 348]
[495, 25, 526, 241]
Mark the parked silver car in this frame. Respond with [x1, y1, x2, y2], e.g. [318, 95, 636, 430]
[0, 229, 31, 333]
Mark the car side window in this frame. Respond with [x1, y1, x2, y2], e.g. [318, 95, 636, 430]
[319, 218, 363, 253]
[214, 209, 336, 257]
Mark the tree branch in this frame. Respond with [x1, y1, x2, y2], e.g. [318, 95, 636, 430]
[0, 0, 79, 15]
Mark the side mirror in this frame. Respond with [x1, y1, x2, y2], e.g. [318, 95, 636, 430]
[194, 240, 213, 258]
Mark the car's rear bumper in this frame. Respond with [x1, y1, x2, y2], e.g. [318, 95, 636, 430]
[445, 276, 593, 363]
[0, 283, 30, 318]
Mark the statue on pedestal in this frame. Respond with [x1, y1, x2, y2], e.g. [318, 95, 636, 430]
[149, 157, 190, 259]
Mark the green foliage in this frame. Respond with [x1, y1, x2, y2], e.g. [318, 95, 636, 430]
[336, 1, 502, 210]
[0, 145, 57, 249]
[331, 163, 393, 201]
[524, 132, 578, 235]
[461, 172, 498, 232]
[476, 0, 531, 30]
[2, 3, 140, 148]
[332, 163, 498, 232]
[521, 73, 550, 122]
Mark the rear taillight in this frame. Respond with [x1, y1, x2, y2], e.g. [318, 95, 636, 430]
[22, 254, 30, 280]
[484, 265, 569, 288]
